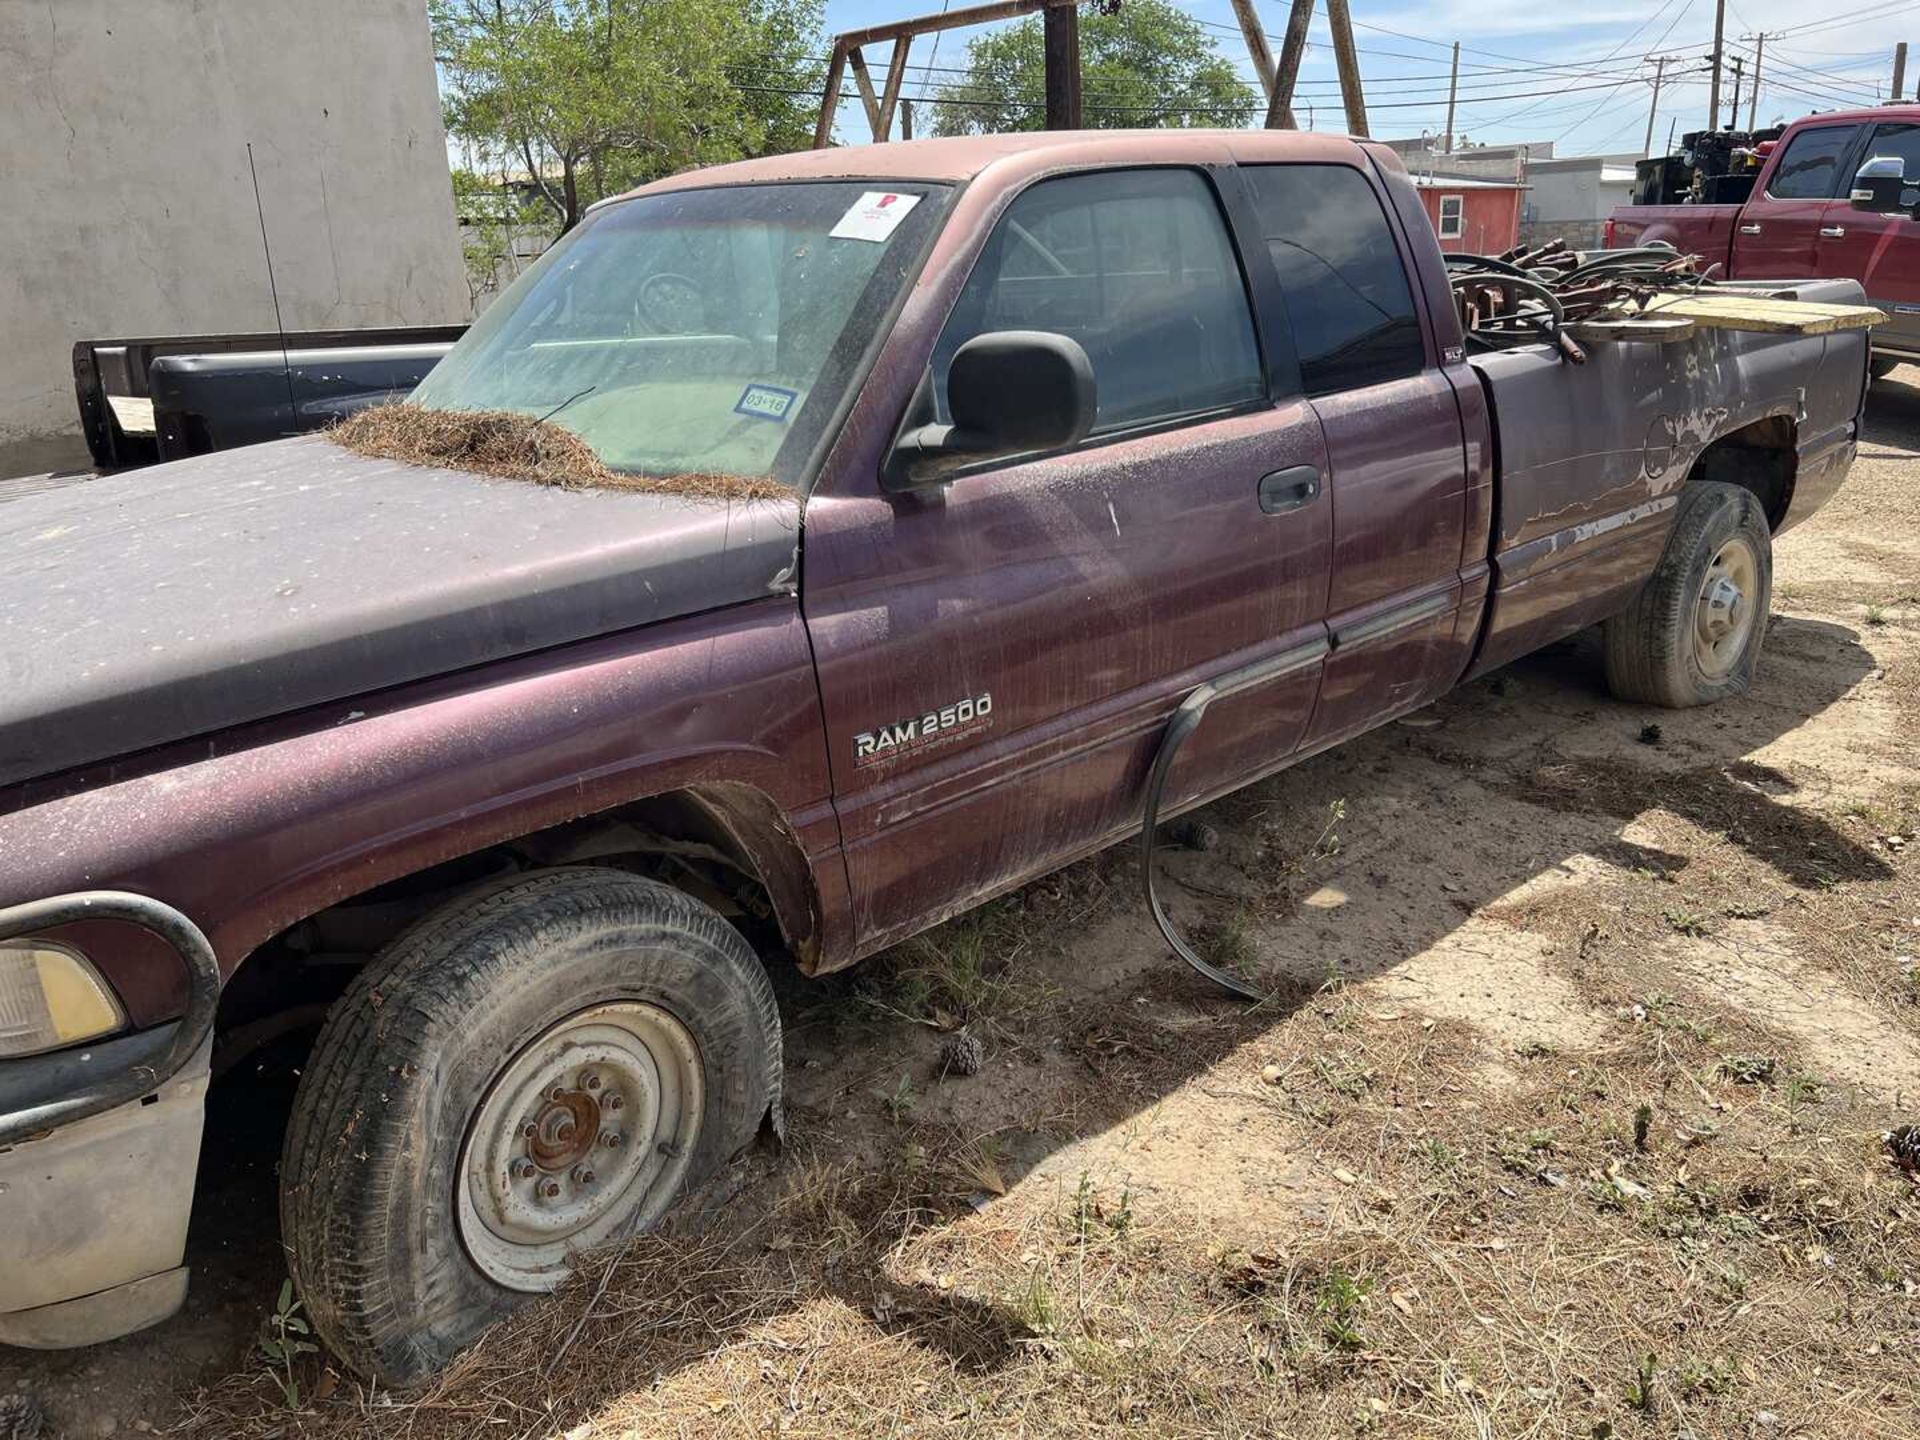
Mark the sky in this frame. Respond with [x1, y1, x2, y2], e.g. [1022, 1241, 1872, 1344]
[812, 0, 1918, 158]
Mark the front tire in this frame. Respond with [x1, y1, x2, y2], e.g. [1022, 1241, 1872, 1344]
[1603, 481, 1772, 708]
[280, 868, 781, 1386]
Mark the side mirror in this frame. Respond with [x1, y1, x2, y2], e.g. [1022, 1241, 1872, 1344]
[886, 330, 1096, 489]
[1850, 155, 1914, 216]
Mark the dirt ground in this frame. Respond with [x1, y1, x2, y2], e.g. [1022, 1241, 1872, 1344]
[5, 369, 1919, 1439]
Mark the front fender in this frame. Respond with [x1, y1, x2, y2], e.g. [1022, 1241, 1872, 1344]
[0, 598, 844, 1026]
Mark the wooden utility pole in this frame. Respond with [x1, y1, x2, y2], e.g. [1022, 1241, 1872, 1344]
[1323, 0, 1369, 137]
[1265, 0, 1315, 129]
[1707, 0, 1726, 129]
[1229, 0, 1278, 108]
[1441, 42, 1460, 153]
[1748, 33, 1764, 128]
[1726, 55, 1744, 129]
[1896, 42, 1909, 101]
[1043, 1, 1082, 129]
[1644, 55, 1667, 158]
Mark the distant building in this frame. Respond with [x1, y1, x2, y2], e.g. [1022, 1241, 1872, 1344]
[1522, 154, 1641, 249]
[1, 0, 468, 478]
[1382, 137, 1551, 184]
[1411, 177, 1527, 255]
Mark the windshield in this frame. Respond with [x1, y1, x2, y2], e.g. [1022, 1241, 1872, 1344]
[412, 181, 949, 488]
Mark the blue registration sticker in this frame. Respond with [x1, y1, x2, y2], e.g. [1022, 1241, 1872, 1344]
[734, 384, 799, 422]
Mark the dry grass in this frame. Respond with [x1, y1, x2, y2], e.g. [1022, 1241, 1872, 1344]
[329, 403, 789, 502]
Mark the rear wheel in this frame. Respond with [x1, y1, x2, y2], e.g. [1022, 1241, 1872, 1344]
[281, 868, 780, 1385]
[1603, 481, 1772, 708]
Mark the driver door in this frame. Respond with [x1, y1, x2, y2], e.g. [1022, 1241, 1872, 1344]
[802, 166, 1333, 957]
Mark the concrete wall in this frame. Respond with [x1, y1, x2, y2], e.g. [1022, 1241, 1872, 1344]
[1522, 158, 1637, 250]
[0, 0, 468, 477]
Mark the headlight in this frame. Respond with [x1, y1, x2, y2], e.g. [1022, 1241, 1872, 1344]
[0, 941, 126, 1058]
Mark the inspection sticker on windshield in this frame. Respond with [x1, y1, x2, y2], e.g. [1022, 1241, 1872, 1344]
[829, 191, 921, 242]
[734, 383, 799, 422]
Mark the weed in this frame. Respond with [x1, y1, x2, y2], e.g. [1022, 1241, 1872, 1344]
[1673, 1356, 1736, 1398]
[1312, 798, 1349, 859]
[958, 1137, 1010, 1197]
[1662, 907, 1712, 938]
[1624, 1352, 1658, 1412]
[1201, 909, 1258, 977]
[1724, 899, 1772, 920]
[1633, 1103, 1653, 1152]
[1313, 1053, 1373, 1099]
[1015, 1262, 1057, 1335]
[257, 1280, 317, 1411]
[1865, 603, 1888, 627]
[882, 1071, 919, 1125]
[1717, 1054, 1778, 1086]
[1785, 1072, 1825, 1131]
[1315, 1267, 1372, 1351]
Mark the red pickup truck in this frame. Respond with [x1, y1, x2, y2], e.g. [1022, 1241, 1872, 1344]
[1609, 105, 1920, 371]
[0, 129, 1870, 1384]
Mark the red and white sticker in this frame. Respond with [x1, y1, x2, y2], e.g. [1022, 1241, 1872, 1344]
[829, 191, 921, 242]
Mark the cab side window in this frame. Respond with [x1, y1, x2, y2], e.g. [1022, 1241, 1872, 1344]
[1240, 164, 1426, 397]
[933, 168, 1263, 436]
[1766, 125, 1860, 200]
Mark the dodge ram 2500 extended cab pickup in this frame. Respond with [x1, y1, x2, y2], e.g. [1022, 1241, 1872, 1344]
[1608, 105, 1920, 371]
[0, 129, 1870, 1384]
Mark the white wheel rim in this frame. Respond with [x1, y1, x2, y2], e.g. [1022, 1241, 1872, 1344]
[456, 1001, 704, 1292]
[1694, 536, 1760, 680]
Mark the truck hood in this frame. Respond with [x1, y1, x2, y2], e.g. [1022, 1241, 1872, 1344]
[0, 437, 800, 788]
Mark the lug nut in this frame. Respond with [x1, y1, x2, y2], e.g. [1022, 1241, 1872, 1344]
[584, 1074, 602, 1091]
[539, 1178, 562, 1199]
[571, 1165, 596, 1185]
[521, 1122, 538, 1139]
[604, 1093, 624, 1111]
[602, 1132, 623, 1149]
[549, 1085, 568, 1101]
[510, 1158, 536, 1181]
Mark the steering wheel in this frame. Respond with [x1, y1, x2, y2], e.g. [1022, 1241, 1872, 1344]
[636, 272, 705, 335]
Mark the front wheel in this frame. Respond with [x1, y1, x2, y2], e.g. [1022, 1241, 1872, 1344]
[280, 868, 781, 1386]
[1603, 481, 1773, 708]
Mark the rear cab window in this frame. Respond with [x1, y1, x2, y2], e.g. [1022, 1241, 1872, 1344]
[930, 167, 1265, 437]
[1764, 125, 1862, 200]
[1239, 164, 1427, 396]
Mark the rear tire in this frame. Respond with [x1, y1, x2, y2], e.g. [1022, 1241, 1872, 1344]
[1603, 481, 1772, 709]
[280, 868, 781, 1386]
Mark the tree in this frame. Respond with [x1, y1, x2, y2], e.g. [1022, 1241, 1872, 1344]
[932, 0, 1257, 136]
[433, 0, 823, 234]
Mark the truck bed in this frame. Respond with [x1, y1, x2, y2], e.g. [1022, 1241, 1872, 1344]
[1464, 276, 1869, 675]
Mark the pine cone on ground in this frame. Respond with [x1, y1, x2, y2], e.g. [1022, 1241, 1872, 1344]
[1887, 1125, 1920, 1177]
[0, 1393, 45, 1440]
[939, 1029, 985, 1078]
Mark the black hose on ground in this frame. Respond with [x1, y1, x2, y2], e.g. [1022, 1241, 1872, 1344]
[1139, 683, 1267, 1002]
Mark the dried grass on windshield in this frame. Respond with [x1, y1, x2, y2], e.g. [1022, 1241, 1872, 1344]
[330, 403, 787, 502]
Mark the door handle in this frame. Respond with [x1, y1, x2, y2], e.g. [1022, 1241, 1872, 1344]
[1738, 223, 1762, 235]
[1820, 225, 1847, 238]
[1258, 465, 1320, 515]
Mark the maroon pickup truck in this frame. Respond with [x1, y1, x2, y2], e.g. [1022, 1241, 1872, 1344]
[1609, 105, 1920, 371]
[0, 129, 1871, 1383]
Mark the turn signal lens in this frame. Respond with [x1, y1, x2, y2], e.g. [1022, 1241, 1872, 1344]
[0, 941, 125, 1058]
